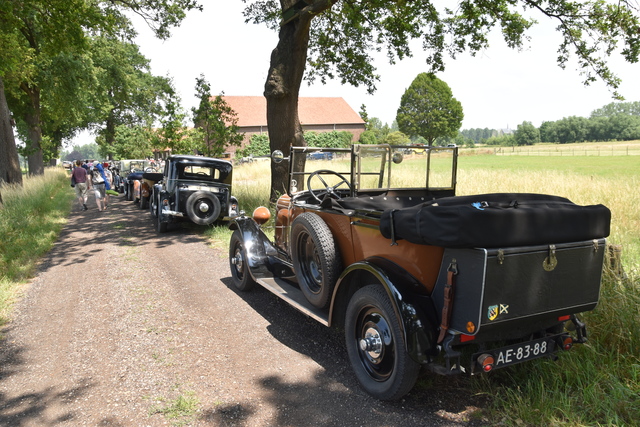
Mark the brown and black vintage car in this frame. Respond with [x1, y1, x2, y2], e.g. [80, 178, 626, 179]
[228, 144, 610, 400]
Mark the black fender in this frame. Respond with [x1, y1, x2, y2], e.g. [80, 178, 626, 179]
[330, 257, 439, 364]
[229, 216, 294, 281]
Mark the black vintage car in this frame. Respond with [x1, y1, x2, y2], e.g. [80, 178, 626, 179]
[229, 144, 610, 400]
[150, 155, 239, 232]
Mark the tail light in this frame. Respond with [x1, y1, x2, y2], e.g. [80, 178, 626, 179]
[477, 353, 495, 373]
[560, 336, 573, 351]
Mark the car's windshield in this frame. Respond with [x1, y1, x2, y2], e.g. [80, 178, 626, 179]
[288, 144, 457, 196]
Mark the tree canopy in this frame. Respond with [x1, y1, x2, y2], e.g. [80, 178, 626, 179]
[191, 76, 244, 157]
[396, 73, 463, 146]
[0, 0, 200, 177]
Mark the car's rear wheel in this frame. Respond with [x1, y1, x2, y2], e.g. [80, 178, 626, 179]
[140, 195, 148, 210]
[185, 191, 221, 225]
[229, 230, 256, 291]
[291, 212, 340, 309]
[345, 285, 420, 401]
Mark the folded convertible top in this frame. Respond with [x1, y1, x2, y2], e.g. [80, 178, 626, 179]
[379, 193, 611, 248]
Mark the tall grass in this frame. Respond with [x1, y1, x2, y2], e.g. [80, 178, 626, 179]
[456, 156, 640, 426]
[0, 168, 74, 326]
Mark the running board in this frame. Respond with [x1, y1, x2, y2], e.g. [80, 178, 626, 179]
[256, 277, 329, 326]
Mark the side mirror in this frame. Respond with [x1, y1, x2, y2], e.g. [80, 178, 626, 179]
[271, 150, 288, 163]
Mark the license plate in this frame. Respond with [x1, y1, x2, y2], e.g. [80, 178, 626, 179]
[487, 337, 557, 369]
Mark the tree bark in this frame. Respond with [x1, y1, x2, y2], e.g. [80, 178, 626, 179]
[19, 82, 45, 175]
[264, 0, 334, 201]
[0, 76, 23, 187]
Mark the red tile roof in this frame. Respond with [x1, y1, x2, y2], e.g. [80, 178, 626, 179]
[222, 96, 364, 127]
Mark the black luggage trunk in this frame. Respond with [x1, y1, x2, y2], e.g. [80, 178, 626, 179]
[432, 239, 606, 339]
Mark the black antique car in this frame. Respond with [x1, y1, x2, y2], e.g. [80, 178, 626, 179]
[228, 144, 610, 400]
[150, 155, 239, 232]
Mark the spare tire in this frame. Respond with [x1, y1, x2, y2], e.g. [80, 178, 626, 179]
[291, 212, 340, 309]
[185, 191, 221, 225]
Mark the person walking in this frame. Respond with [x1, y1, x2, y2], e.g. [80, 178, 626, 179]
[71, 160, 89, 211]
[89, 161, 108, 211]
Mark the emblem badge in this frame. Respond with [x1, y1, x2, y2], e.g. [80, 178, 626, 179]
[488, 305, 499, 321]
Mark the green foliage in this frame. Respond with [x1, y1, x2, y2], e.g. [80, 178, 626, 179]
[358, 104, 369, 129]
[385, 131, 410, 145]
[460, 128, 500, 144]
[151, 86, 198, 155]
[591, 101, 640, 118]
[0, 169, 73, 324]
[365, 117, 391, 144]
[246, 1, 640, 96]
[484, 134, 516, 146]
[61, 143, 99, 161]
[103, 125, 154, 159]
[236, 134, 270, 158]
[0, 0, 200, 173]
[191, 75, 244, 157]
[539, 101, 640, 143]
[304, 130, 353, 148]
[396, 73, 463, 145]
[358, 130, 378, 145]
[514, 121, 540, 146]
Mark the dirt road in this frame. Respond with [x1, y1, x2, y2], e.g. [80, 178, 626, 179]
[0, 194, 485, 426]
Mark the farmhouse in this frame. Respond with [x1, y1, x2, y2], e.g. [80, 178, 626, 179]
[221, 96, 366, 158]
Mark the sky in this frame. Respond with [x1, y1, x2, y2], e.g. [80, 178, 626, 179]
[73, 2, 639, 145]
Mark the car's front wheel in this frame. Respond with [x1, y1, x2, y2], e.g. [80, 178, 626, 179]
[229, 230, 256, 291]
[345, 285, 420, 401]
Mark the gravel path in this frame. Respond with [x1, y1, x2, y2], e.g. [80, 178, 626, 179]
[0, 194, 486, 426]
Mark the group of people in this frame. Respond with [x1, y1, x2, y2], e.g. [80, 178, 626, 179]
[70, 160, 117, 211]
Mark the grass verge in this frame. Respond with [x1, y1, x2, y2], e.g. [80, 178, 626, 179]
[0, 168, 74, 328]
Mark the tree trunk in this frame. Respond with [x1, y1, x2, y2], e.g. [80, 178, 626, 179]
[265, 1, 336, 201]
[19, 83, 45, 175]
[0, 76, 23, 186]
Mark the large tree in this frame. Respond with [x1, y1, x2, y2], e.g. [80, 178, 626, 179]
[514, 121, 541, 146]
[243, 0, 640, 199]
[0, 0, 200, 175]
[396, 73, 463, 146]
[89, 36, 174, 159]
[192, 76, 244, 157]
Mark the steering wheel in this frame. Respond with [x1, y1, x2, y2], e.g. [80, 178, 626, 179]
[307, 170, 352, 203]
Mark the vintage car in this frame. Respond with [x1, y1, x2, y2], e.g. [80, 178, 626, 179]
[150, 155, 239, 232]
[228, 144, 610, 400]
[118, 160, 146, 199]
[131, 163, 163, 209]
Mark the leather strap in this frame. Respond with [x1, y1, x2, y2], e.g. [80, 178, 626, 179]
[438, 260, 458, 343]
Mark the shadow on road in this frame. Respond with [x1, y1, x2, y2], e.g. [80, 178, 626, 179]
[219, 276, 488, 426]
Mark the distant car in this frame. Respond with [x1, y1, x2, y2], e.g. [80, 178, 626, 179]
[120, 160, 150, 200]
[150, 155, 239, 232]
[61, 161, 73, 170]
[447, 144, 457, 148]
[307, 151, 333, 160]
